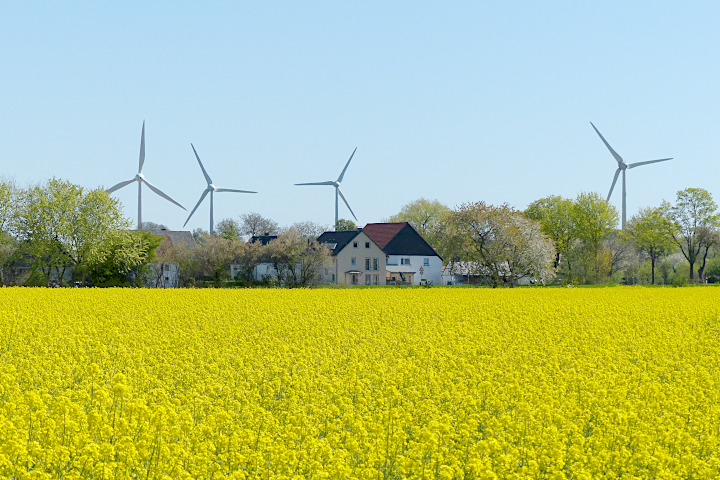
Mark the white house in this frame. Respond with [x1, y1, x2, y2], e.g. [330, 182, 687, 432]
[362, 222, 443, 285]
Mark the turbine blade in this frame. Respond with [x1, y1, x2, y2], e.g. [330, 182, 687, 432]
[107, 178, 136, 193]
[183, 189, 210, 227]
[590, 122, 624, 164]
[627, 158, 673, 169]
[214, 187, 257, 193]
[191, 143, 213, 185]
[337, 188, 358, 221]
[337, 147, 357, 183]
[142, 178, 186, 210]
[139, 121, 146, 173]
[295, 181, 335, 186]
[607, 168, 621, 202]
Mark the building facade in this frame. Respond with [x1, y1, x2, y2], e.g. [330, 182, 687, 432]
[316, 230, 387, 285]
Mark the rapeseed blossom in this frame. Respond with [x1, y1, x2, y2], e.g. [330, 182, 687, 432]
[0, 287, 718, 478]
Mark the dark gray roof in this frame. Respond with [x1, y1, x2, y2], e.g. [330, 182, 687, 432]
[316, 230, 362, 256]
[363, 222, 441, 259]
[249, 235, 278, 246]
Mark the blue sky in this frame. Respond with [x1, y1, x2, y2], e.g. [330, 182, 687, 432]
[1, 2, 717, 231]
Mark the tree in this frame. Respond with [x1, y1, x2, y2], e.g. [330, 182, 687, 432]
[140, 221, 168, 231]
[12, 180, 130, 285]
[0, 181, 19, 284]
[622, 207, 675, 284]
[572, 192, 619, 283]
[386, 198, 451, 254]
[444, 202, 555, 287]
[0, 180, 17, 234]
[192, 234, 240, 287]
[335, 218, 357, 231]
[85, 230, 161, 286]
[216, 218, 242, 241]
[239, 212, 280, 237]
[525, 196, 575, 272]
[286, 221, 328, 238]
[265, 229, 330, 287]
[665, 188, 720, 282]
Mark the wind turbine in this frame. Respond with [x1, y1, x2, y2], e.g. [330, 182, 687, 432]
[183, 144, 257, 234]
[295, 147, 358, 229]
[590, 122, 672, 229]
[106, 121, 186, 230]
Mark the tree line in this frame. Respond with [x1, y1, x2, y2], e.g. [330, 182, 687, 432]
[1, 177, 717, 287]
[388, 188, 720, 285]
[0, 179, 346, 287]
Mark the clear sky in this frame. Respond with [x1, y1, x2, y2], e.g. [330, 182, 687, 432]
[1, 2, 717, 232]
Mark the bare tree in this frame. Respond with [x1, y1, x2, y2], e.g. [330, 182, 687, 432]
[286, 221, 328, 238]
[239, 212, 280, 237]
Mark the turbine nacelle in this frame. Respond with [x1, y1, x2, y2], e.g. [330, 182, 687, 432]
[184, 144, 256, 234]
[590, 122, 672, 229]
[106, 122, 186, 230]
[295, 147, 359, 227]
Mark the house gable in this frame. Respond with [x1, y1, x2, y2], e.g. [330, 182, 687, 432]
[363, 222, 441, 259]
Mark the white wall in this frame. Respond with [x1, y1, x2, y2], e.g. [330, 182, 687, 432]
[386, 255, 443, 285]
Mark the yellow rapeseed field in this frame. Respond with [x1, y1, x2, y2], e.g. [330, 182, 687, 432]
[0, 287, 719, 479]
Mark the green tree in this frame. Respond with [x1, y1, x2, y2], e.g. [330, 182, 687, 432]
[665, 188, 720, 282]
[525, 195, 575, 273]
[622, 207, 675, 284]
[572, 192, 619, 283]
[86, 230, 161, 286]
[13, 179, 131, 285]
[216, 218, 242, 241]
[386, 198, 451, 254]
[0, 181, 19, 284]
[335, 218, 357, 231]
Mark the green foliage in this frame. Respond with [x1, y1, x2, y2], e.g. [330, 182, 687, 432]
[386, 198, 451, 256]
[335, 218, 357, 231]
[666, 188, 720, 282]
[622, 207, 675, 284]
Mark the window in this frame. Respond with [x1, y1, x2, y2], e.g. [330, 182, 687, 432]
[351, 257, 356, 266]
[331, 273, 335, 282]
[424, 258, 430, 266]
[365, 274, 371, 285]
[373, 274, 378, 285]
[373, 258, 378, 271]
[401, 258, 411, 265]
[365, 242, 370, 248]
[353, 242, 358, 248]
[365, 258, 371, 270]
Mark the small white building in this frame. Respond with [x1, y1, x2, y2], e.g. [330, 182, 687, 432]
[362, 222, 443, 285]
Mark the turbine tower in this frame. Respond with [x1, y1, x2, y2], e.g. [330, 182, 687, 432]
[106, 121, 186, 230]
[183, 144, 257, 234]
[295, 147, 358, 229]
[590, 122, 672, 229]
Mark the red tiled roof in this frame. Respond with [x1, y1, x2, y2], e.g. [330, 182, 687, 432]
[361, 222, 408, 249]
